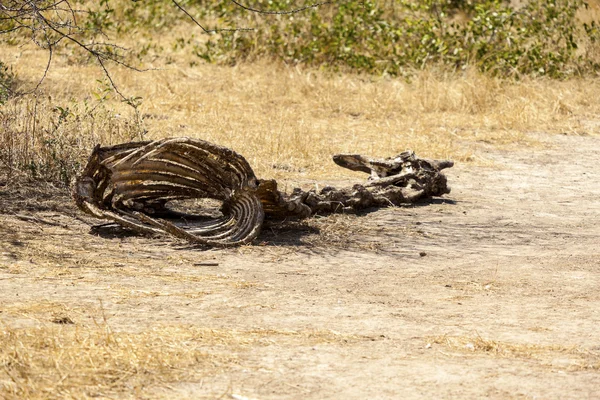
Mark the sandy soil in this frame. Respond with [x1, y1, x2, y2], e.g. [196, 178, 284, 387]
[1, 132, 599, 399]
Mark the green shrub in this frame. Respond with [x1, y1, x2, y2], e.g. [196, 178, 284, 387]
[3, 1, 598, 81]
[191, 0, 599, 78]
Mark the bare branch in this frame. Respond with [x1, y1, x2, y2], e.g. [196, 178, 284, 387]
[31, 43, 52, 93]
[0, 26, 25, 34]
[171, 0, 210, 33]
[1, 0, 335, 101]
[0, 0, 151, 100]
[229, 0, 334, 15]
[171, 0, 253, 33]
[96, 56, 125, 99]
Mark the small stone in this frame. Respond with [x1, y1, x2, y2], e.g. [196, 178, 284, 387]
[51, 316, 74, 324]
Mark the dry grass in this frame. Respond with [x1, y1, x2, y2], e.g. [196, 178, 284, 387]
[2, 40, 600, 185]
[2, 11, 600, 397]
[428, 334, 600, 372]
[0, 301, 360, 399]
[1, 314, 358, 399]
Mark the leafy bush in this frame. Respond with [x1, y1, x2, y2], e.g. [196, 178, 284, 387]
[7, 1, 595, 78]
[191, 0, 599, 78]
[85, 0, 179, 33]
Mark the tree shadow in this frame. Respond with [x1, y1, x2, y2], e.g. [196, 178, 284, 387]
[423, 198, 458, 205]
[259, 219, 321, 246]
[170, 219, 321, 251]
[90, 223, 146, 239]
[87, 196, 457, 248]
[338, 197, 458, 218]
[89, 218, 321, 248]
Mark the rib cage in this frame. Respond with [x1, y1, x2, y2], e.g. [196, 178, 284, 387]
[73, 137, 264, 247]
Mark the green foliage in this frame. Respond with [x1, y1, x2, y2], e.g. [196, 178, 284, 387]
[84, 0, 115, 33]
[191, 0, 599, 78]
[4, 1, 598, 83]
[83, 0, 184, 34]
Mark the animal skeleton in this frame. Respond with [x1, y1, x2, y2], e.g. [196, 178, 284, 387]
[73, 137, 453, 247]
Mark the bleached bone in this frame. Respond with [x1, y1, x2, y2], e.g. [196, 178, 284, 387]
[74, 138, 453, 246]
[261, 150, 453, 216]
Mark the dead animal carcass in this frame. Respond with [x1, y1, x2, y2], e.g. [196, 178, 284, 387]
[73, 137, 453, 247]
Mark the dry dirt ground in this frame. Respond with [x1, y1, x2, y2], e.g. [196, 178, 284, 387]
[1, 132, 599, 399]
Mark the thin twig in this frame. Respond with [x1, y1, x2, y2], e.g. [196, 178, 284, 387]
[30, 43, 52, 93]
[14, 213, 70, 228]
[171, 0, 253, 33]
[1, 0, 334, 101]
[229, 0, 334, 15]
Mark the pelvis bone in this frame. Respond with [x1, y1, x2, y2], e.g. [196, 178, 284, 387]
[73, 137, 453, 247]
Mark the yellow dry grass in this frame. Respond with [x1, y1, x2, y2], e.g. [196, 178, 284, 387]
[0, 300, 360, 399]
[1, 319, 357, 399]
[2, 40, 600, 184]
[428, 334, 600, 372]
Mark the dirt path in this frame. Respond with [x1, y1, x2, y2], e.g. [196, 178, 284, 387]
[1, 133, 599, 399]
